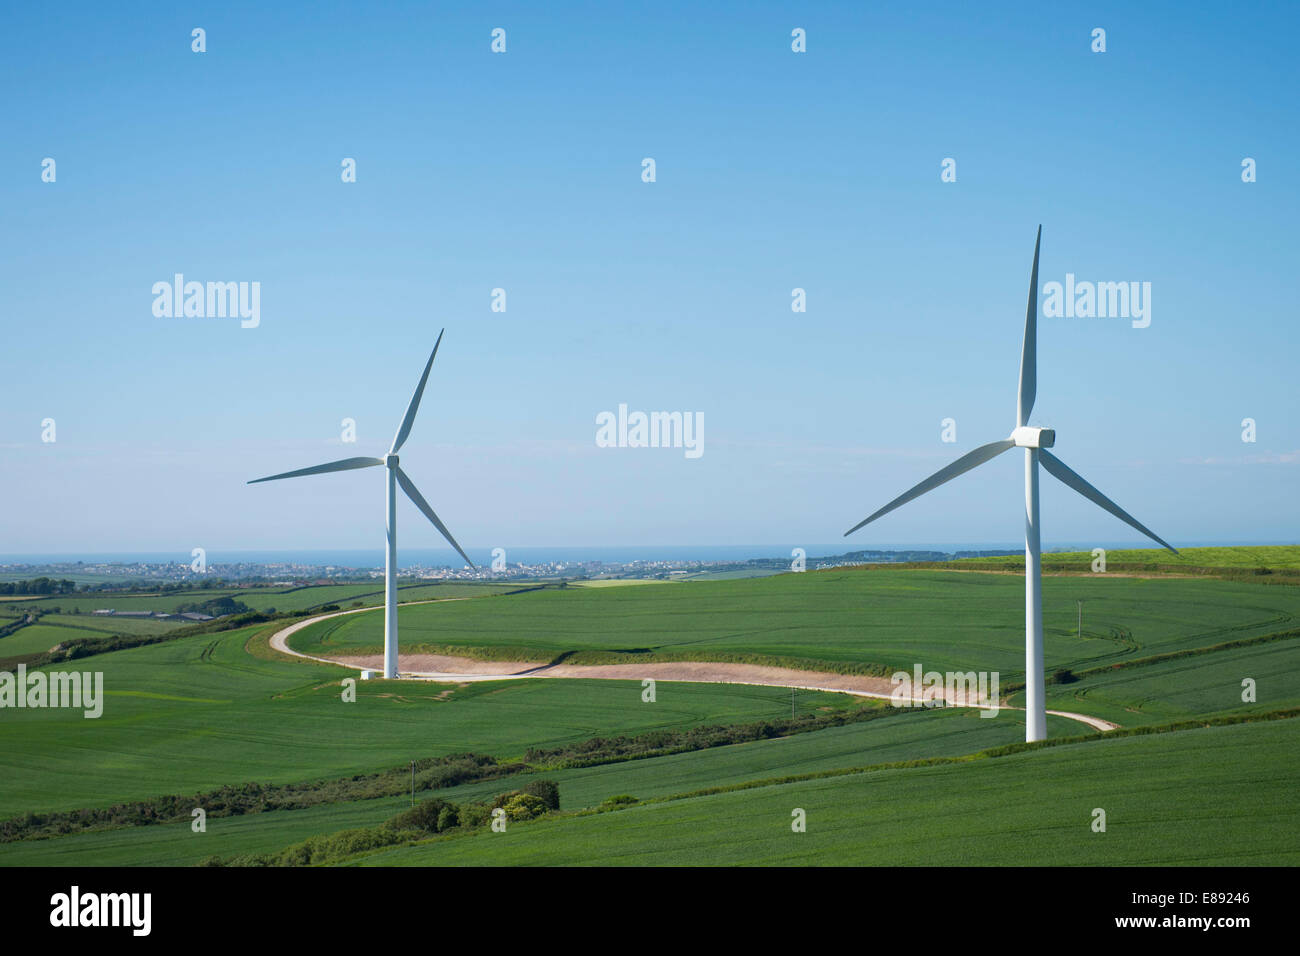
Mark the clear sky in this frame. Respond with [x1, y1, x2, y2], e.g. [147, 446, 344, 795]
[1, 1, 1296, 558]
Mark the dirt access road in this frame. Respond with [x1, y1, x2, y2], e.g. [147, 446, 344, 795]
[268, 602, 1118, 733]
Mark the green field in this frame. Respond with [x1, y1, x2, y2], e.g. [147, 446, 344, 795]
[948, 544, 1300, 572]
[1036, 638, 1300, 726]
[0, 709, 1079, 867]
[356, 718, 1300, 866]
[0, 624, 866, 818]
[0, 624, 82, 657]
[12, 580, 517, 616]
[0, 580, 525, 669]
[568, 579, 674, 588]
[39, 613, 181, 636]
[2, 556, 1296, 867]
[290, 569, 1300, 680]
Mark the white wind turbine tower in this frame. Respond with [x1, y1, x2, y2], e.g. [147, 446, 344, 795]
[249, 329, 475, 679]
[844, 227, 1176, 742]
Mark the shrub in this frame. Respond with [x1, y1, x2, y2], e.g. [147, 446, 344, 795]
[436, 805, 459, 832]
[502, 793, 548, 821]
[1053, 668, 1079, 684]
[601, 794, 639, 809]
[490, 790, 521, 811]
[521, 779, 560, 811]
[457, 803, 492, 829]
[175, 595, 252, 616]
[389, 799, 451, 833]
[319, 604, 341, 612]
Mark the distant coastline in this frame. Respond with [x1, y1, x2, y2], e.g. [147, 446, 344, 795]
[0, 541, 1287, 571]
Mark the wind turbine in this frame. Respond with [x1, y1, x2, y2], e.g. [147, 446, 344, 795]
[844, 227, 1176, 742]
[249, 329, 475, 679]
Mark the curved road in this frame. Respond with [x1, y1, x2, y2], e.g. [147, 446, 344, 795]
[268, 602, 1118, 733]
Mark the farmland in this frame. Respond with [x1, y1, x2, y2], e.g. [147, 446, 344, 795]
[0, 580, 515, 617]
[289, 566, 1300, 681]
[0, 708, 1081, 867]
[1, 624, 866, 818]
[0, 580, 519, 669]
[357, 718, 1300, 867]
[942, 544, 1300, 574]
[1, 545, 1296, 867]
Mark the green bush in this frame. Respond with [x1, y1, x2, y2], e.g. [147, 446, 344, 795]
[436, 805, 459, 832]
[521, 779, 560, 811]
[502, 793, 548, 821]
[175, 595, 252, 616]
[389, 799, 451, 833]
[601, 794, 639, 809]
[490, 790, 521, 810]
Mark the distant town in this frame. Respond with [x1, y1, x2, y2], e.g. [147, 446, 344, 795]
[0, 548, 1023, 592]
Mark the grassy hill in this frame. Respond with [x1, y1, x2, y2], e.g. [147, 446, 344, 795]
[0, 622, 870, 819]
[941, 544, 1300, 574]
[0, 708, 1082, 867]
[290, 569, 1300, 683]
[2, 559, 1296, 867]
[354, 717, 1300, 867]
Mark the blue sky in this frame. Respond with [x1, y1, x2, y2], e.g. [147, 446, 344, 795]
[1, 1, 1296, 558]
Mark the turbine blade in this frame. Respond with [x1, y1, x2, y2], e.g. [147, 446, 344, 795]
[1017, 225, 1042, 427]
[247, 456, 383, 484]
[844, 439, 1016, 537]
[1039, 450, 1178, 554]
[390, 329, 445, 455]
[395, 466, 476, 569]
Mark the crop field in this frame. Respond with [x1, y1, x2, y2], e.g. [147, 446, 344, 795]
[9, 580, 516, 616]
[0, 581, 524, 668]
[568, 579, 674, 588]
[356, 718, 1300, 867]
[2, 546, 1296, 868]
[0, 709, 1080, 867]
[946, 545, 1300, 573]
[1036, 638, 1300, 726]
[0, 624, 84, 658]
[38, 613, 180, 636]
[0, 624, 866, 818]
[290, 568, 1300, 679]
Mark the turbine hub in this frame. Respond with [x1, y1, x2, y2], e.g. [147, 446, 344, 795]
[385, 454, 399, 468]
[1011, 426, 1055, 448]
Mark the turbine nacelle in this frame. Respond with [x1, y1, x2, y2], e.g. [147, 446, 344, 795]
[1011, 426, 1055, 448]
[385, 454, 400, 468]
